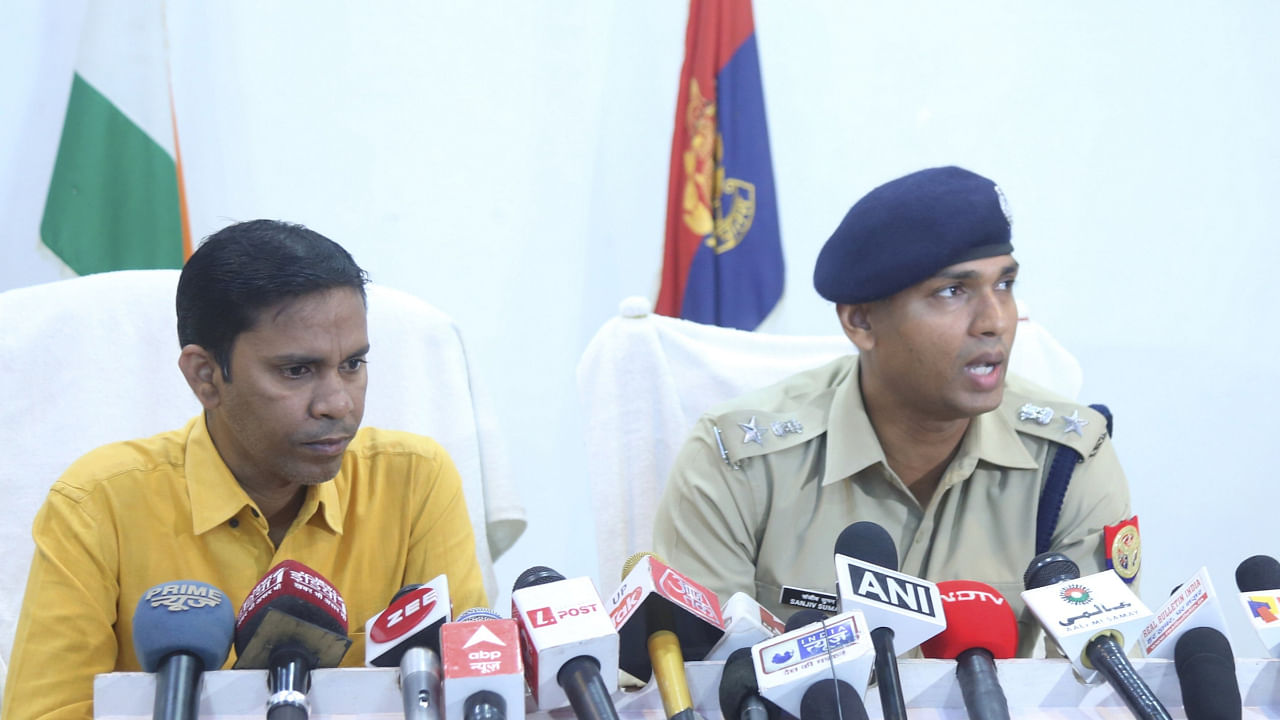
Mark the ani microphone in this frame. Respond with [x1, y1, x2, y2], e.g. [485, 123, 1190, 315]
[919, 580, 1017, 720]
[233, 560, 352, 720]
[364, 575, 453, 720]
[1174, 626, 1242, 720]
[132, 581, 235, 720]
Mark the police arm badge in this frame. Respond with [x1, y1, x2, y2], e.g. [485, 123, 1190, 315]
[1105, 515, 1141, 584]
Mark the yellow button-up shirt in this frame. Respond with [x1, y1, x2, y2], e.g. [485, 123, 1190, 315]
[3, 415, 487, 720]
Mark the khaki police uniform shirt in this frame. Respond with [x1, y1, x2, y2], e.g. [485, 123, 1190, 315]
[653, 355, 1133, 658]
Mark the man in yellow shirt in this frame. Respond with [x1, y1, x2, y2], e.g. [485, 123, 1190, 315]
[3, 220, 488, 719]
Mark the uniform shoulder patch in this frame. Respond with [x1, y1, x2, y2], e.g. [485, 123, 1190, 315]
[712, 406, 827, 466]
[1105, 515, 1141, 583]
[1004, 390, 1108, 459]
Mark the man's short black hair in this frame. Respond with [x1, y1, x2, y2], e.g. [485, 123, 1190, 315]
[176, 219, 369, 380]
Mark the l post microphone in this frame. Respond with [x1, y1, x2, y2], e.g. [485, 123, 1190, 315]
[704, 592, 786, 662]
[1021, 552, 1169, 720]
[132, 580, 235, 720]
[608, 552, 726, 720]
[510, 566, 620, 720]
[440, 607, 526, 720]
[365, 575, 453, 720]
[1234, 554, 1280, 657]
[1141, 567, 1232, 659]
[832, 522, 945, 720]
[1174, 626, 1241, 720]
[919, 580, 1017, 720]
[233, 560, 352, 720]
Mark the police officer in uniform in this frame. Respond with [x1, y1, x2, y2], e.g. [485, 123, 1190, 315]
[652, 166, 1138, 657]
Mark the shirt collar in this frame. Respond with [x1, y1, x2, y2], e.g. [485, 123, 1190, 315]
[821, 357, 1038, 486]
[186, 414, 345, 536]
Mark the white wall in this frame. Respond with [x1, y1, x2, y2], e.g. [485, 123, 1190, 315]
[3, 2, 1278, 655]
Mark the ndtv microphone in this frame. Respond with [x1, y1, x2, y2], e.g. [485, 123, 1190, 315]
[609, 552, 726, 720]
[1234, 554, 1280, 657]
[919, 580, 1017, 720]
[1174, 626, 1242, 720]
[511, 565, 621, 720]
[440, 607, 526, 720]
[233, 560, 352, 720]
[132, 580, 234, 720]
[365, 575, 452, 720]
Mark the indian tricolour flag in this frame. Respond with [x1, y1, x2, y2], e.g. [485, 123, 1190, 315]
[40, 0, 191, 276]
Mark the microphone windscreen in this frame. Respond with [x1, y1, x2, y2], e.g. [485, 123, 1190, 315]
[799, 678, 868, 720]
[919, 580, 1017, 660]
[513, 565, 565, 591]
[718, 647, 761, 720]
[1175, 626, 1241, 720]
[1023, 552, 1080, 590]
[833, 522, 897, 570]
[1235, 555, 1280, 592]
[784, 609, 828, 633]
[234, 560, 348, 655]
[132, 581, 235, 672]
[456, 607, 503, 622]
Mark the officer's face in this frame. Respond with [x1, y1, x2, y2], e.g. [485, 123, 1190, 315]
[847, 254, 1019, 421]
[203, 287, 370, 495]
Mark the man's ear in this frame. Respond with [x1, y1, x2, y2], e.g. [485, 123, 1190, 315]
[836, 303, 876, 353]
[178, 345, 223, 409]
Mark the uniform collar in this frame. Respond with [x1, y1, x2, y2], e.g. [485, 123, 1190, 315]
[821, 357, 1038, 486]
[186, 414, 345, 536]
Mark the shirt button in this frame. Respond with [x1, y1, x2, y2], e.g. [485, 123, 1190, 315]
[229, 518, 240, 528]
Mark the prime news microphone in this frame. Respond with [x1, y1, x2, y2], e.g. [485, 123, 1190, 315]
[609, 552, 726, 720]
[1140, 567, 1232, 659]
[919, 580, 1017, 720]
[511, 565, 621, 720]
[832, 521, 945, 720]
[132, 580, 234, 720]
[365, 575, 452, 720]
[799, 679, 869, 720]
[704, 592, 785, 662]
[1234, 554, 1280, 657]
[440, 607, 526, 720]
[1174, 626, 1242, 720]
[1021, 552, 1169, 720]
[749, 607, 875, 716]
[719, 647, 775, 720]
[233, 560, 352, 720]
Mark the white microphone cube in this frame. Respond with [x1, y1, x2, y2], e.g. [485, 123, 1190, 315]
[1237, 586, 1280, 657]
[441, 618, 526, 720]
[606, 554, 725, 679]
[1141, 567, 1232, 659]
[703, 592, 785, 662]
[511, 576, 618, 710]
[833, 554, 946, 653]
[364, 574, 451, 667]
[750, 609, 875, 716]
[1021, 569, 1153, 681]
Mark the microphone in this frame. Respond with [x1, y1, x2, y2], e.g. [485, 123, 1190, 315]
[719, 647, 774, 720]
[749, 608, 875, 717]
[799, 679, 869, 720]
[233, 560, 352, 720]
[1234, 554, 1280, 657]
[1021, 552, 1169, 720]
[919, 580, 1017, 720]
[704, 592, 785, 662]
[440, 607, 526, 720]
[1140, 567, 1232, 659]
[1174, 626, 1242, 720]
[364, 575, 453, 720]
[510, 565, 621, 720]
[832, 522, 945, 720]
[132, 581, 235, 720]
[608, 552, 725, 720]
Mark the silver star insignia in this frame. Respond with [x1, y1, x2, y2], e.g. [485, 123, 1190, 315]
[738, 416, 764, 446]
[1062, 410, 1089, 436]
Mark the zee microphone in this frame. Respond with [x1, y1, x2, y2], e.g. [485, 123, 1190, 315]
[832, 522, 945, 720]
[1234, 554, 1280, 657]
[919, 580, 1017, 720]
[440, 607, 526, 720]
[1022, 552, 1170, 720]
[511, 565, 621, 720]
[1174, 626, 1241, 720]
[365, 575, 452, 720]
[132, 580, 234, 720]
[233, 560, 352, 720]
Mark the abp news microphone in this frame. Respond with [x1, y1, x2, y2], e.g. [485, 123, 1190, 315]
[440, 607, 526, 720]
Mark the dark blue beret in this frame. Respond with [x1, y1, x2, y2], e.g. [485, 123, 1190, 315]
[813, 166, 1014, 304]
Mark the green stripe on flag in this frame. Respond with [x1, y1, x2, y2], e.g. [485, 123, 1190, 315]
[41, 74, 183, 275]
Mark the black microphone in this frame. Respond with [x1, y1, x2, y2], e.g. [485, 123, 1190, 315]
[132, 581, 235, 720]
[920, 580, 1018, 720]
[799, 678, 869, 720]
[719, 647, 774, 720]
[1024, 552, 1171, 720]
[784, 609, 827, 633]
[1174, 626, 1241, 720]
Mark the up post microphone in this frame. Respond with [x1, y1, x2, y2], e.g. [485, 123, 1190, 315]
[440, 607, 525, 720]
[233, 560, 352, 720]
[365, 575, 453, 720]
[832, 521, 944, 720]
[1140, 567, 1232, 659]
[704, 592, 785, 662]
[1021, 552, 1169, 720]
[1174, 626, 1242, 720]
[608, 552, 726, 720]
[510, 565, 620, 720]
[132, 580, 235, 720]
[1234, 554, 1280, 657]
[919, 580, 1017, 720]
[749, 609, 875, 717]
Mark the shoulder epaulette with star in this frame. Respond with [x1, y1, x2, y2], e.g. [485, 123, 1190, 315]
[710, 405, 829, 469]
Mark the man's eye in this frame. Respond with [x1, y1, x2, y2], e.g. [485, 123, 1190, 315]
[997, 278, 1017, 291]
[341, 358, 368, 373]
[937, 285, 963, 298]
[282, 365, 310, 378]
